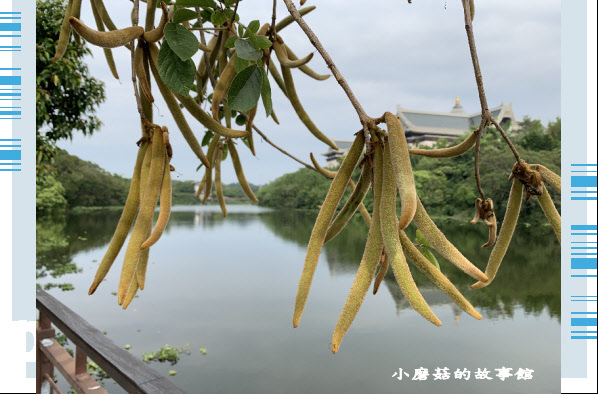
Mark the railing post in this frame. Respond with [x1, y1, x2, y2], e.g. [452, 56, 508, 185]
[37, 311, 56, 393]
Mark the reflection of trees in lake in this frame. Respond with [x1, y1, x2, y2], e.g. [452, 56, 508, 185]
[258, 211, 560, 320]
[37, 208, 559, 319]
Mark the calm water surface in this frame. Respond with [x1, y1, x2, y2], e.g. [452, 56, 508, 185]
[37, 205, 561, 394]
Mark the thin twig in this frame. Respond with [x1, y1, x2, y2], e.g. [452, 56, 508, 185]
[461, 0, 521, 167]
[266, 0, 277, 72]
[131, 0, 145, 120]
[281, 0, 373, 142]
[490, 117, 522, 163]
[228, 1, 240, 31]
[461, 0, 523, 201]
[196, 9, 217, 89]
[190, 27, 229, 31]
[473, 128, 484, 200]
[252, 123, 316, 171]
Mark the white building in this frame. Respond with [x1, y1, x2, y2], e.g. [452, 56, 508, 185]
[321, 98, 519, 167]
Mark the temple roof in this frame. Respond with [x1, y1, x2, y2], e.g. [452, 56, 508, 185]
[320, 100, 518, 157]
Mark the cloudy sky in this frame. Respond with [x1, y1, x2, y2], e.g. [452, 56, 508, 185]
[57, 0, 561, 185]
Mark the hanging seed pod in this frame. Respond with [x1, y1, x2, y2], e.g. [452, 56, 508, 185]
[399, 230, 481, 320]
[536, 184, 561, 243]
[414, 198, 488, 282]
[380, 143, 442, 327]
[471, 179, 524, 289]
[88, 140, 149, 295]
[331, 146, 382, 354]
[385, 112, 417, 229]
[410, 129, 478, 158]
[294, 132, 364, 328]
[69, 17, 143, 48]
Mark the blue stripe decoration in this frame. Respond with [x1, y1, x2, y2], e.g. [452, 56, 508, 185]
[0, 76, 21, 85]
[0, 150, 21, 160]
[571, 258, 597, 269]
[572, 225, 598, 230]
[571, 318, 598, 326]
[0, 23, 21, 31]
[572, 176, 598, 187]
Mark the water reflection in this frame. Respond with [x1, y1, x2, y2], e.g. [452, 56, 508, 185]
[38, 206, 560, 320]
[37, 206, 560, 394]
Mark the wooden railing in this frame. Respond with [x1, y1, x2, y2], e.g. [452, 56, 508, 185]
[36, 288, 187, 394]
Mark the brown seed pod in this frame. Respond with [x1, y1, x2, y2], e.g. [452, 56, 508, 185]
[410, 129, 478, 158]
[330, 142, 383, 354]
[471, 180, 524, 289]
[414, 198, 488, 282]
[385, 112, 417, 229]
[88, 140, 150, 295]
[275, 6, 316, 32]
[273, 39, 338, 150]
[325, 164, 372, 244]
[380, 143, 442, 327]
[294, 132, 365, 328]
[142, 2, 168, 43]
[399, 230, 481, 320]
[203, 135, 220, 203]
[118, 124, 166, 303]
[89, 0, 119, 79]
[373, 252, 388, 295]
[310, 153, 372, 226]
[510, 160, 544, 200]
[227, 139, 259, 202]
[52, 0, 74, 62]
[536, 184, 561, 243]
[146, 43, 211, 168]
[214, 143, 227, 217]
[532, 164, 561, 194]
[69, 17, 143, 49]
[134, 46, 154, 102]
[211, 56, 236, 120]
[284, 45, 331, 81]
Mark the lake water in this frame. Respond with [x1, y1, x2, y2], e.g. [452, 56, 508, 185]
[37, 205, 561, 394]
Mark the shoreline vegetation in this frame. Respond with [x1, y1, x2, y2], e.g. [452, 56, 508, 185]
[38, 118, 559, 225]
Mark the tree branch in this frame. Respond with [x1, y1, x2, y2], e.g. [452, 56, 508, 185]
[131, 0, 145, 121]
[280, 0, 373, 141]
[251, 123, 316, 171]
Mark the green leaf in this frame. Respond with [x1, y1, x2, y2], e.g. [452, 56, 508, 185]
[235, 114, 247, 126]
[234, 55, 250, 73]
[174, 9, 199, 24]
[421, 247, 441, 272]
[234, 39, 262, 61]
[258, 67, 272, 117]
[247, 20, 260, 34]
[223, 8, 240, 22]
[201, 130, 213, 146]
[224, 0, 238, 6]
[416, 229, 433, 249]
[176, 0, 217, 8]
[163, 23, 199, 61]
[211, 10, 226, 26]
[158, 41, 196, 97]
[224, 36, 238, 48]
[227, 65, 262, 112]
[253, 36, 272, 49]
[200, 9, 212, 23]
[237, 25, 244, 37]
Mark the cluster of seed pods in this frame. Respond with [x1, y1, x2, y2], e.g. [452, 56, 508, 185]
[298, 114, 561, 353]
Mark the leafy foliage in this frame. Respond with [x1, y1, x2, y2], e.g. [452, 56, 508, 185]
[259, 117, 561, 226]
[36, 0, 105, 175]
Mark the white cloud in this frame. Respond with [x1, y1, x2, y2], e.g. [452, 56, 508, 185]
[58, 0, 561, 184]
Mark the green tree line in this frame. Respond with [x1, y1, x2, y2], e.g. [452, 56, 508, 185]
[36, 150, 260, 217]
[257, 117, 561, 225]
